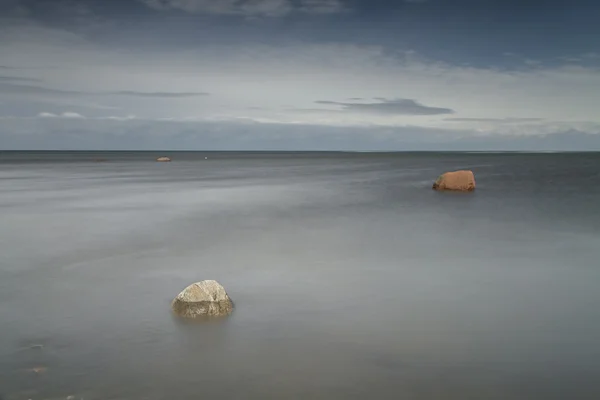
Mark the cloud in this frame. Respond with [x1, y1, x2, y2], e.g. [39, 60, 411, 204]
[34, 112, 138, 121]
[0, 82, 81, 95]
[0, 75, 42, 83]
[113, 91, 209, 98]
[314, 98, 454, 116]
[297, 0, 346, 14]
[524, 59, 542, 66]
[137, 0, 345, 16]
[0, 83, 208, 98]
[103, 115, 137, 121]
[582, 53, 600, 59]
[37, 112, 58, 118]
[62, 111, 85, 119]
[2, 24, 600, 142]
[444, 117, 544, 123]
[37, 111, 85, 119]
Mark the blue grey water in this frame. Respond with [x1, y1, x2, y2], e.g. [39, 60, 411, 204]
[0, 151, 599, 400]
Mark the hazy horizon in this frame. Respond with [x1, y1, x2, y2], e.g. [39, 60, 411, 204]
[3, 149, 600, 153]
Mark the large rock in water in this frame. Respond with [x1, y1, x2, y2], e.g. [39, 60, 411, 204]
[156, 156, 171, 162]
[432, 170, 476, 191]
[171, 280, 233, 317]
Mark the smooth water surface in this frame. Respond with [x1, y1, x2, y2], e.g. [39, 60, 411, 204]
[1, 151, 599, 399]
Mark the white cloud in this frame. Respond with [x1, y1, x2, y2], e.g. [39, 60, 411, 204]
[37, 112, 57, 118]
[62, 111, 85, 118]
[37, 111, 85, 119]
[104, 115, 136, 121]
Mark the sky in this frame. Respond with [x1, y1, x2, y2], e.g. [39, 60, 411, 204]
[1, 0, 600, 150]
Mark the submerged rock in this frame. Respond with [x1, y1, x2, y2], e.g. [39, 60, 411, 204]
[156, 156, 171, 162]
[172, 280, 233, 317]
[432, 170, 476, 192]
[27, 366, 47, 374]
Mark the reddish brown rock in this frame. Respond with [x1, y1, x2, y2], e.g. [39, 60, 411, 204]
[432, 170, 476, 192]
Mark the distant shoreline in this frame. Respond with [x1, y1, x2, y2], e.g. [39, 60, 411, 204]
[1, 150, 599, 154]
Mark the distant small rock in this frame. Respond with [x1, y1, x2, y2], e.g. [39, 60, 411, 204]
[433, 170, 476, 192]
[156, 156, 171, 162]
[172, 280, 233, 318]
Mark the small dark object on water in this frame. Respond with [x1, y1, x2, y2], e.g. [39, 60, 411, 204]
[93, 158, 108, 162]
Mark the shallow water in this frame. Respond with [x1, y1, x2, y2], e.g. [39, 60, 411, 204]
[1, 151, 599, 399]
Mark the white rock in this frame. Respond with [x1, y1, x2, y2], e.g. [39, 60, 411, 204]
[171, 280, 233, 317]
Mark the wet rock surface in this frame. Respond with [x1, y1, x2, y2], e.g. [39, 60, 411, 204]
[171, 280, 233, 318]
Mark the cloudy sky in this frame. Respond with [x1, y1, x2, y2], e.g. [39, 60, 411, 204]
[1, 0, 599, 150]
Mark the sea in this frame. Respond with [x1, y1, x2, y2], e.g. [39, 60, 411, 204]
[0, 151, 599, 400]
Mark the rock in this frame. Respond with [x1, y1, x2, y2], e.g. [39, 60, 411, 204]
[172, 280, 233, 317]
[27, 366, 47, 374]
[156, 157, 171, 162]
[432, 170, 476, 191]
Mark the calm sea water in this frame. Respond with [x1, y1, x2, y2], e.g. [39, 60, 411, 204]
[1, 151, 599, 400]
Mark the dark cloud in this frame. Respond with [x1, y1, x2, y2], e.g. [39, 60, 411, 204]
[113, 91, 209, 98]
[0, 82, 81, 95]
[445, 117, 544, 123]
[0, 75, 43, 83]
[315, 98, 454, 116]
[137, 0, 346, 17]
[0, 83, 208, 98]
